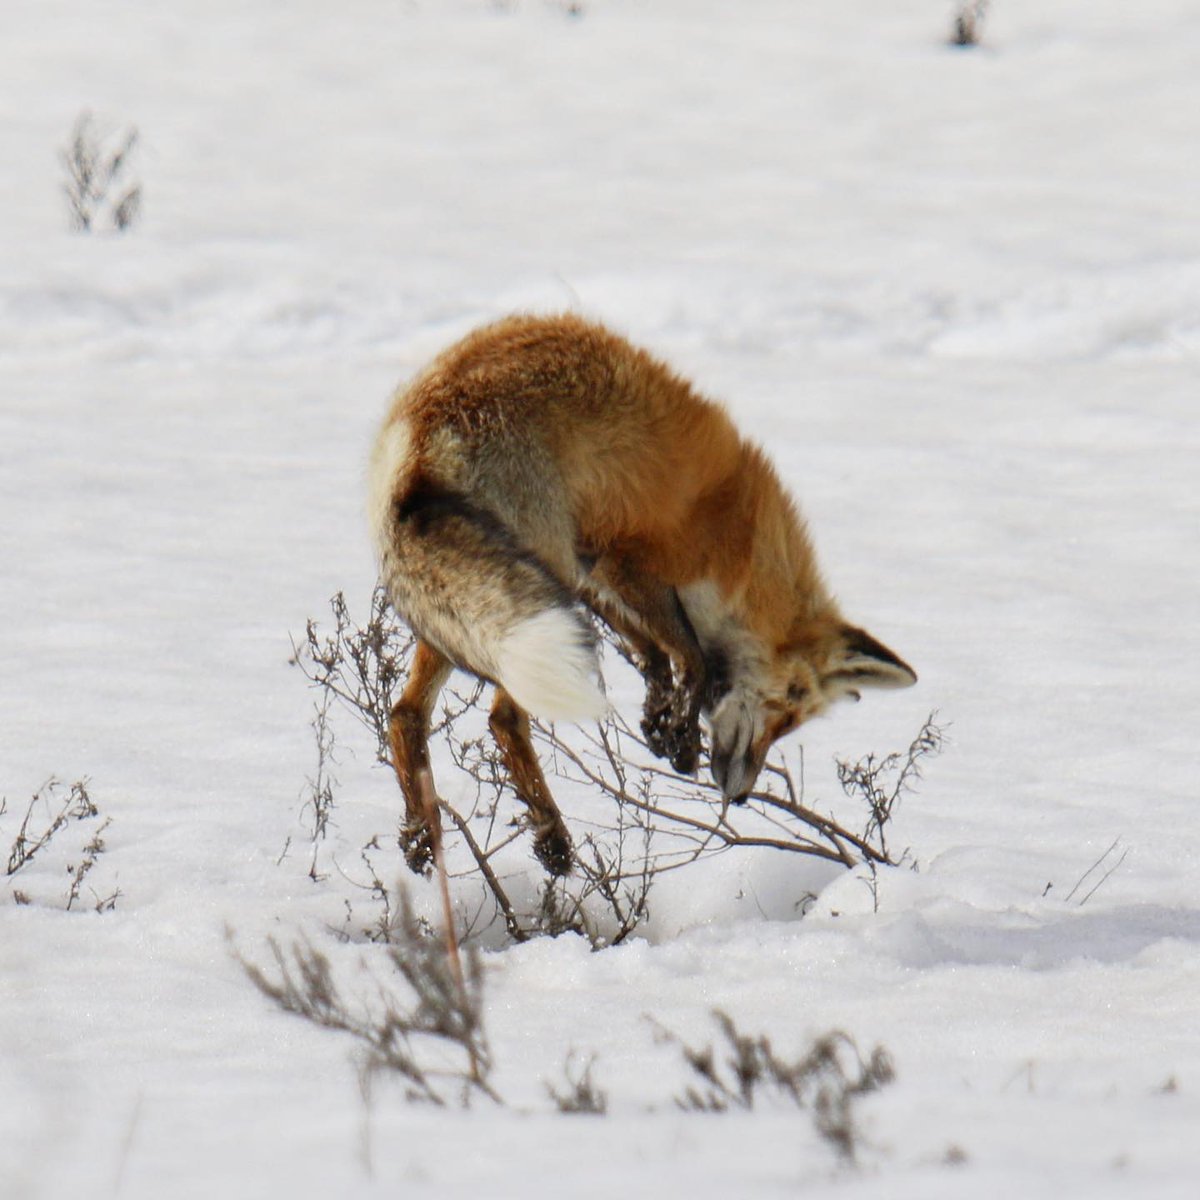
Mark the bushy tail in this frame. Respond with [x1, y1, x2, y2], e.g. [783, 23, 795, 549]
[375, 479, 606, 722]
[494, 608, 608, 720]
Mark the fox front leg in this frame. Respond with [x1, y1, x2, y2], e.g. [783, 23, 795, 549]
[638, 646, 705, 776]
[647, 639, 734, 776]
[583, 558, 708, 776]
[598, 617, 701, 773]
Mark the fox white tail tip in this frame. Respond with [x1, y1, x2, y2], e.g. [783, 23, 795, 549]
[496, 611, 607, 722]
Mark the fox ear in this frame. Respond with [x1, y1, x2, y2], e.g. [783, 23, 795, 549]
[823, 625, 917, 698]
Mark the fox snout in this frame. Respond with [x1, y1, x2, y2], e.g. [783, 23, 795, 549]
[709, 698, 764, 803]
[711, 746, 759, 803]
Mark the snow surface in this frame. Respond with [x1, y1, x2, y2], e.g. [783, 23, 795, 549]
[3, 1, 1199, 1196]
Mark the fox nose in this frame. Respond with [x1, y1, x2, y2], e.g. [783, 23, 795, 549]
[711, 748, 754, 803]
[709, 698, 760, 802]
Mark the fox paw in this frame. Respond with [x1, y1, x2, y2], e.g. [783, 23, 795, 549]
[667, 720, 701, 775]
[532, 820, 574, 878]
[399, 821, 435, 877]
[641, 702, 674, 760]
[642, 698, 701, 776]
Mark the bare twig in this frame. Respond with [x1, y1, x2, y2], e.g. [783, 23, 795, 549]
[60, 112, 141, 233]
[6, 778, 97, 877]
[303, 689, 338, 882]
[290, 589, 413, 765]
[440, 804, 528, 943]
[418, 767, 490, 1092]
[836, 714, 944, 861]
[546, 1053, 608, 1114]
[66, 816, 113, 911]
[1064, 838, 1129, 906]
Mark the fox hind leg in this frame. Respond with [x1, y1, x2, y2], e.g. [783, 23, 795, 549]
[388, 642, 574, 877]
[378, 478, 601, 874]
[388, 639, 453, 874]
[488, 689, 573, 876]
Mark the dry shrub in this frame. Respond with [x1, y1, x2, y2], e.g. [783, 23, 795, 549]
[292, 591, 941, 946]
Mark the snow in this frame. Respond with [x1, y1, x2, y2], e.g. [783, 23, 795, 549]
[3, 1, 1199, 1196]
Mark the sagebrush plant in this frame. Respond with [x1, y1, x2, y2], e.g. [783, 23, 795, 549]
[546, 1052, 608, 1115]
[653, 1012, 895, 1164]
[300, 689, 338, 882]
[61, 111, 142, 233]
[291, 590, 942, 947]
[3, 777, 118, 911]
[836, 717, 943, 864]
[238, 901, 895, 1147]
[234, 890, 497, 1106]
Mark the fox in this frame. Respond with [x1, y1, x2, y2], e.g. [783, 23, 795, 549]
[368, 313, 916, 876]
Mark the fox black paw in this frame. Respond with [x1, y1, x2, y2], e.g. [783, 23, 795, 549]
[641, 704, 673, 760]
[400, 822, 435, 877]
[667, 724, 700, 776]
[642, 711, 701, 776]
[533, 822, 574, 878]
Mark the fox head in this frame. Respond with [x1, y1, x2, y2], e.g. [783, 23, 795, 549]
[708, 621, 917, 802]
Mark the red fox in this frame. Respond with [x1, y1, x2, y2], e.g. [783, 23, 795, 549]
[368, 314, 915, 875]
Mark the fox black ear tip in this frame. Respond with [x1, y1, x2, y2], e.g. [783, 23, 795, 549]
[876, 657, 917, 689]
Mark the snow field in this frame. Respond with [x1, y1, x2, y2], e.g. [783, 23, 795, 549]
[2, 2, 1199, 1197]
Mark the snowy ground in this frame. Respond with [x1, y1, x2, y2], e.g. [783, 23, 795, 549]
[3, 1, 1199, 1196]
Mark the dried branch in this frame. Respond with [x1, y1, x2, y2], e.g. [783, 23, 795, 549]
[3, 777, 118, 913]
[66, 816, 113, 911]
[6, 778, 97, 877]
[836, 713, 944, 861]
[290, 589, 412, 764]
[546, 1053, 608, 1115]
[60, 111, 142, 233]
[302, 688, 338, 882]
[1064, 837, 1129, 906]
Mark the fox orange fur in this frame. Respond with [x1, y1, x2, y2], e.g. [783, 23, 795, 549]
[368, 314, 915, 874]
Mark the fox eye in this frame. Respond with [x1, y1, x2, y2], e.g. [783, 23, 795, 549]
[786, 684, 807, 704]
